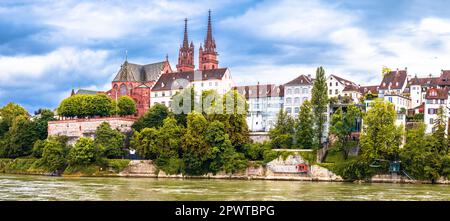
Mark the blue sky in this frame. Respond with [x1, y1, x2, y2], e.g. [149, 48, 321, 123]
[2, 0, 450, 113]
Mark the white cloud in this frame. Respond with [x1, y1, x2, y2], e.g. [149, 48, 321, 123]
[28, 0, 228, 43]
[0, 47, 113, 85]
[221, 0, 356, 41]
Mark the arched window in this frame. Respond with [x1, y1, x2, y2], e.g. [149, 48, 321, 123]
[120, 84, 127, 96]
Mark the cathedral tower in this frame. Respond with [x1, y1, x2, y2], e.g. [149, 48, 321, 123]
[177, 18, 195, 72]
[199, 10, 219, 71]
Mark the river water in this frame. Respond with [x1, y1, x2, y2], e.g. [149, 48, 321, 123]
[0, 174, 449, 201]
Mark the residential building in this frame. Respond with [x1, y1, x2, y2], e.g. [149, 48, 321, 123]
[424, 88, 449, 134]
[235, 84, 284, 132]
[378, 69, 408, 97]
[327, 74, 359, 103]
[283, 74, 313, 117]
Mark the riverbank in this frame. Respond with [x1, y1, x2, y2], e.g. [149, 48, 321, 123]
[1, 156, 448, 184]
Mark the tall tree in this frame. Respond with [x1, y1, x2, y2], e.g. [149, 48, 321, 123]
[132, 103, 169, 131]
[269, 109, 295, 149]
[94, 122, 125, 159]
[329, 105, 361, 159]
[117, 96, 136, 116]
[311, 66, 328, 148]
[170, 87, 199, 126]
[181, 112, 210, 175]
[0, 102, 28, 137]
[295, 100, 314, 149]
[360, 100, 403, 161]
[432, 106, 448, 154]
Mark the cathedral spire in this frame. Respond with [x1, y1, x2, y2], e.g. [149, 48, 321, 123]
[177, 18, 195, 72]
[183, 18, 189, 48]
[199, 10, 218, 70]
[206, 10, 213, 45]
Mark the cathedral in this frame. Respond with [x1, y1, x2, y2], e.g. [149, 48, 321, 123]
[77, 10, 229, 117]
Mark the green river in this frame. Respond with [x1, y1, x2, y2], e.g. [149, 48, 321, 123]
[0, 174, 449, 200]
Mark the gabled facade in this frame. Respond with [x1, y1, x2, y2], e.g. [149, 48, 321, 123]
[108, 60, 172, 117]
[235, 84, 284, 132]
[378, 69, 408, 97]
[424, 87, 450, 134]
[283, 74, 313, 117]
[327, 74, 359, 103]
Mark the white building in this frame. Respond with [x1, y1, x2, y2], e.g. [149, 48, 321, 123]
[383, 94, 411, 126]
[235, 84, 284, 132]
[150, 68, 234, 108]
[424, 88, 450, 134]
[283, 74, 313, 118]
[378, 69, 408, 97]
[408, 75, 439, 109]
[327, 74, 360, 103]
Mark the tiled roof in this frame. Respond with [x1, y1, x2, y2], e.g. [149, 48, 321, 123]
[284, 74, 313, 86]
[75, 89, 101, 95]
[151, 68, 228, 91]
[438, 70, 450, 86]
[113, 61, 168, 82]
[425, 88, 449, 100]
[233, 84, 284, 99]
[359, 85, 379, 94]
[379, 70, 407, 90]
[409, 76, 439, 86]
[330, 74, 357, 86]
[343, 84, 360, 92]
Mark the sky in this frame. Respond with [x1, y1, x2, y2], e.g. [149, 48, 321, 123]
[2, 0, 450, 113]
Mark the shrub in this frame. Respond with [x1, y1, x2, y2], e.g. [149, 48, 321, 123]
[68, 137, 98, 165]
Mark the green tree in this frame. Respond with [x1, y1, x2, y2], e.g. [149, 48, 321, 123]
[117, 96, 136, 116]
[205, 121, 247, 174]
[68, 137, 98, 165]
[170, 87, 199, 126]
[132, 103, 169, 131]
[58, 94, 113, 118]
[154, 117, 184, 174]
[295, 100, 314, 149]
[40, 137, 68, 172]
[0, 102, 28, 137]
[181, 112, 210, 175]
[222, 90, 251, 150]
[130, 127, 159, 159]
[360, 100, 403, 162]
[32, 109, 55, 140]
[311, 66, 329, 149]
[94, 122, 125, 159]
[400, 123, 441, 181]
[269, 109, 295, 148]
[432, 106, 448, 154]
[0, 115, 38, 158]
[329, 105, 362, 159]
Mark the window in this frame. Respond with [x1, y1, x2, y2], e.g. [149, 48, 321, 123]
[294, 97, 300, 104]
[201, 82, 204, 87]
[286, 98, 292, 104]
[295, 88, 300, 94]
[430, 118, 434, 124]
[329, 89, 332, 95]
[441, 99, 445, 104]
[294, 107, 300, 113]
[287, 89, 292, 94]
[388, 97, 393, 103]
[335, 89, 338, 95]
[155, 92, 158, 97]
[215, 82, 218, 86]
[120, 84, 127, 95]
[329, 82, 332, 86]
[161, 101, 165, 106]
[336, 82, 338, 86]
[302, 88, 307, 94]
[209, 82, 212, 86]
[162, 91, 165, 97]
[286, 107, 292, 113]
[428, 108, 438, 115]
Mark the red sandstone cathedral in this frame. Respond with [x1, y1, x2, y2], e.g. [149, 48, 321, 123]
[72, 11, 220, 117]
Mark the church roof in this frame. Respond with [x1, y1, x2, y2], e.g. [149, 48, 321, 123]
[75, 89, 101, 95]
[151, 68, 228, 91]
[112, 61, 167, 82]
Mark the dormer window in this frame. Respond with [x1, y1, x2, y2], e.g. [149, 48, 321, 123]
[161, 82, 165, 88]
